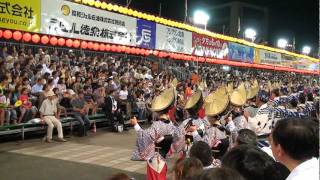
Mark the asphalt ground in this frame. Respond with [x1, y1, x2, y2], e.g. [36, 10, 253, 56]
[0, 127, 156, 180]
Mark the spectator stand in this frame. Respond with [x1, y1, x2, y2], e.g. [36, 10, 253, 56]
[0, 41, 318, 141]
[0, 42, 151, 141]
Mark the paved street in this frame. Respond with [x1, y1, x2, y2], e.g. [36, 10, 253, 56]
[0, 129, 149, 180]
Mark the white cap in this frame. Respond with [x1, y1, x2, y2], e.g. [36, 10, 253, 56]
[67, 89, 76, 95]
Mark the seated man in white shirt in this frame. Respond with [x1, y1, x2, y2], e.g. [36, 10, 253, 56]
[39, 91, 67, 143]
[269, 117, 319, 180]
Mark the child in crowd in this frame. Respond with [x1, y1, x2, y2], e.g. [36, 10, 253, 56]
[18, 87, 33, 124]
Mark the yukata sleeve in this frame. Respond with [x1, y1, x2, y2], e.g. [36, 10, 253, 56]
[171, 123, 186, 153]
[273, 107, 306, 118]
[300, 102, 315, 116]
[131, 123, 159, 161]
[247, 111, 269, 135]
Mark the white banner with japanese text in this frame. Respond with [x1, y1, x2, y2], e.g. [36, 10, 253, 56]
[40, 0, 137, 45]
[156, 24, 192, 54]
[258, 49, 282, 65]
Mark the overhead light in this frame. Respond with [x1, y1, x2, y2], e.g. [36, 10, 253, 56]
[302, 46, 311, 55]
[277, 38, 288, 49]
[193, 10, 210, 26]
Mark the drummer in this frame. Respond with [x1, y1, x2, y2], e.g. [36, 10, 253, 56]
[179, 90, 208, 155]
[204, 86, 230, 159]
[130, 88, 183, 160]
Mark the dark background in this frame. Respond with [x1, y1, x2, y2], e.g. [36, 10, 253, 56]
[105, 0, 318, 55]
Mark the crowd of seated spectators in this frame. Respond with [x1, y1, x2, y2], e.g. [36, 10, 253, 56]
[0, 44, 318, 129]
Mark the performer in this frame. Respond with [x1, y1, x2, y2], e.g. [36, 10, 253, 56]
[130, 88, 183, 161]
[179, 90, 208, 156]
[244, 89, 274, 136]
[227, 83, 248, 133]
[204, 86, 230, 159]
[244, 80, 259, 118]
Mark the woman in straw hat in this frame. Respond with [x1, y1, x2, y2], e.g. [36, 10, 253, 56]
[178, 90, 209, 157]
[130, 88, 183, 161]
[204, 86, 230, 159]
[227, 83, 247, 131]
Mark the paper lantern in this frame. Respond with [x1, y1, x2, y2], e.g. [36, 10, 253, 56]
[57, 38, 65, 46]
[93, 43, 99, 51]
[122, 8, 128, 14]
[135, 48, 141, 54]
[135, 48, 140, 54]
[22, 33, 31, 42]
[125, 46, 131, 54]
[81, 41, 87, 49]
[113, 5, 119, 12]
[144, 50, 151, 56]
[50, 37, 58, 45]
[138, 48, 143, 55]
[31, 34, 40, 43]
[101, 2, 107, 9]
[140, 49, 146, 55]
[72, 40, 80, 48]
[142, 13, 147, 19]
[155, 17, 160, 23]
[3, 30, 12, 39]
[105, 44, 111, 51]
[135, 48, 140, 55]
[129, 47, 135, 54]
[127, 9, 133, 16]
[150, 15, 155, 21]
[88, 0, 95, 6]
[66, 39, 73, 47]
[87, 41, 93, 49]
[132, 10, 138, 17]
[106, 3, 113, 11]
[82, 0, 88, 4]
[13, 31, 22, 41]
[74, 0, 81, 2]
[111, 45, 117, 52]
[158, 51, 163, 57]
[99, 43, 105, 51]
[94, 0, 101, 8]
[41, 35, 49, 44]
[137, 12, 143, 19]
[153, 50, 159, 56]
[116, 45, 122, 52]
[118, 6, 124, 13]
[120, 46, 126, 52]
[0, 30, 3, 38]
